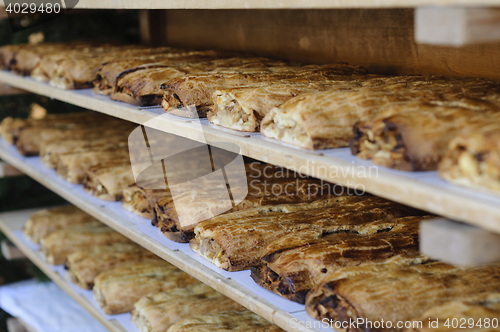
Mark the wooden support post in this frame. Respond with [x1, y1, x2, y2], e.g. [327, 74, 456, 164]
[0, 161, 23, 177]
[415, 7, 500, 46]
[1, 240, 26, 260]
[420, 219, 500, 266]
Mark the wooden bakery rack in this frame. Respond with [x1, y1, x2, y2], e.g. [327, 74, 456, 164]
[1, 2, 500, 332]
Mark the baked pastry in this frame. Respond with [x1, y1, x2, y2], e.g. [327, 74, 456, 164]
[65, 243, 157, 289]
[56, 148, 131, 184]
[115, 57, 288, 107]
[111, 67, 188, 106]
[40, 133, 129, 168]
[23, 205, 99, 244]
[132, 284, 243, 332]
[208, 64, 368, 132]
[261, 76, 500, 150]
[305, 262, 500, 332]
[40, 223, 132, 265]
[92, 50, 232, 95]
[161, 64, 364, 118]
[190, 196, 425, 271]
[252, 215, 433, 303]
[351, 101, 500, 171]
[406, 293, 500, 332]
[83, 162, 135, 201]
[166, 310, 284, 332]
[1, 111, 107, 145]
[93, 260, 198, 315]
[439, 123, 500, 193]
[157, 176, 339, 243]
[15, 115, 129, 156]
[45, 46, 172, 89]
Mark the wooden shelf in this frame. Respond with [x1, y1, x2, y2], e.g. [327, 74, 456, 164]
[0, 143, 326, 332]
[1, 71, 499, 235]
[0, 0, 498, 9]
[0, 209, 131, 332]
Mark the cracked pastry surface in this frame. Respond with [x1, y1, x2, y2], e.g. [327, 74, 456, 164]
[93, 260, 198, 315]
[190, 196, 425, 271]
[23, 205, 99, 244]
[40, 223, 132, 265]
[251, 215, 434, 303]
[166, 310, 284, 332]
[132, 283, 243, 332]
[261, 76, 500, 150]
[306, 262, 500, 332]
[65, 243, 157, 289]
[406, 293, 500, 332]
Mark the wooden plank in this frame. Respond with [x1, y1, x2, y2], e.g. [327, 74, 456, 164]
[1, 239, 26, 260]
[0, 0, 496, 9]
[0, 210, 127, 332]
[415, 7, 500, 46]
[0, 161, 23, 177]
[420, 219, 500, 266]
[163, 9, 500, 81]
[0, 72, 500, 236]
[0, 83, 28, 96]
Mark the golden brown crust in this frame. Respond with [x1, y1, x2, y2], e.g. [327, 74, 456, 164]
[251, 215, 433, 303]
[132, 284, 243, 332]
[56, 148, 131, 184]
[305, 262, 500, 332]
[83, 162, 134, 201]
[262, 76, 500, 150]
[155, 163, 339, 243]
[165, 310, 285, 332]
[40, 223, 132, 265]
[93, 260, 198, 315]
[439, 123, 500, 193]
[23, 205, 99, 244]
[406, 293, 500, 332]
[351, 101, 500, 171]
[111, 67, 187, 106]
[191, 196, 425, 271]
[208, 65, 368, 131]
[65, 243, 157, 289]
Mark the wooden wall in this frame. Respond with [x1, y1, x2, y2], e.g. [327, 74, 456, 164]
[142, 9, 500, 80]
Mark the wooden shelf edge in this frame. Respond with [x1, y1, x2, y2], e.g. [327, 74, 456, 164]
[0, 209, 127, 332]
[0, 71, 499, 234]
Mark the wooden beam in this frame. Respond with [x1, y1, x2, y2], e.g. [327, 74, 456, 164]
[415, 7, 500, 46]
[420, 219, 500, 266]
[1, 240, 26, 260]
[0, 161, 23, 177]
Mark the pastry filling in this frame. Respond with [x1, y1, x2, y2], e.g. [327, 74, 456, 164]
[446, 146, 500, 190]
[353, 123, 412, 170]
[314, 294, 362, 332]
[190, 235, 229, 270]
[209, 93, 259, 131]
[261, 111, 312, 148]
[131, 309, 152, 332]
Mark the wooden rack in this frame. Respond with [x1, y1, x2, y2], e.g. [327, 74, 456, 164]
[2, 2, 500, 331]
[0, 143, 324, 332]
[1, 72, 500, 236]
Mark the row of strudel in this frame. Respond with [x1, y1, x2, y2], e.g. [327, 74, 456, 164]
[306, 260, 500, 332]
